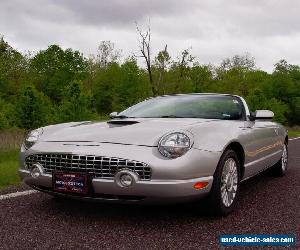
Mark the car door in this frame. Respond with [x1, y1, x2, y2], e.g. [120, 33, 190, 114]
[242, 119, 281, 178]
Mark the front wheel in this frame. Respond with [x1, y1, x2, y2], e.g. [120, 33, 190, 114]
[208, 149, 240, 216]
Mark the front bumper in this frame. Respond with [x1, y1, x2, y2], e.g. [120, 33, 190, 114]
[19, 169, 213, 204]
[19, 141, 220, 204]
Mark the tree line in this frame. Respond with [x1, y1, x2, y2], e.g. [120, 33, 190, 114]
[0, 35, 300, 131]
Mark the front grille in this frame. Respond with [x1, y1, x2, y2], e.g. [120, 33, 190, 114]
[25, 154, 152, 181]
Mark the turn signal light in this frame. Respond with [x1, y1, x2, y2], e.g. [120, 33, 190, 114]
[193, 182, 209, 190]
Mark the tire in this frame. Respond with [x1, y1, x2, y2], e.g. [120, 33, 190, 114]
[272, 143, 288, 176]
[208, 149, 240, 216]
[50, 194, 64, 200]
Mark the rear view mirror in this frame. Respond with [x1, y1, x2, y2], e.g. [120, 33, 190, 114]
[249, 110, 274, 121]
[109, 112, 118, 119]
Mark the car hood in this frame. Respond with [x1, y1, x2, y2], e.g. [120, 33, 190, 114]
[41, 118, 216, 146]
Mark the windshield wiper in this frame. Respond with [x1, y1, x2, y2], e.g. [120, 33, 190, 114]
[158, 115, 184, 118]
[113, 115, 136, 119]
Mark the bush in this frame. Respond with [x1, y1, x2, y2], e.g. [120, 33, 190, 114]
[247, 89, 288, 124]
[13, 85, 51, 129]
[56, 82, 97, 122]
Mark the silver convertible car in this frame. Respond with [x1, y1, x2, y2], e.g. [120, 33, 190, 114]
[19, 93, 288, 215]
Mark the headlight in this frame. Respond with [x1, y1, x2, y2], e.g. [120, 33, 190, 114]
[158, 132, 192, 158]
[23, 128, 43, 150]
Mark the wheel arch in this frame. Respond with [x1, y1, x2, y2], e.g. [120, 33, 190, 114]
[222, 141, 245, 179]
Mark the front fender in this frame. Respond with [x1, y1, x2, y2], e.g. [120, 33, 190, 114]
[187, 120, 244, 152]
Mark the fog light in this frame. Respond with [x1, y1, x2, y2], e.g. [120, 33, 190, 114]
[31, 167, 41, 178]
[115, 169, 139, 188]
[30, 163, 43, 178]
[120, 174, 133, 187]
[194, 182, 209, 190]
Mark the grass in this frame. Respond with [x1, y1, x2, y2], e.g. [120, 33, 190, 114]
[288, 130, 300, 139]
[0, 149, 20, 189]
[288, 126, 300, 139]
[0, 129, 24, 189]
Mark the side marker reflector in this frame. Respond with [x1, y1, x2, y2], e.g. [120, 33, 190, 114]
[194, 182, 209, 190]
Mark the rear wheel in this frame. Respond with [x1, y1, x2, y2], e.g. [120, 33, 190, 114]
[272, 143, 288, 176]
[208, 149, 240, 216]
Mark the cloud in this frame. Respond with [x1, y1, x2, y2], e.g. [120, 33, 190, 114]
[0, 0, 300, 72]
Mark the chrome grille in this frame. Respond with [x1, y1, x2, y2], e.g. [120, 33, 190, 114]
[25, 154, 151, 180]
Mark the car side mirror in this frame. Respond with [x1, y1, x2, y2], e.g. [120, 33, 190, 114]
[109, 112, 118, 119]
[249, 110, 274, 121]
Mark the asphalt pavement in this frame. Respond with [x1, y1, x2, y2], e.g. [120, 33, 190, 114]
[0, 139, 299, 250]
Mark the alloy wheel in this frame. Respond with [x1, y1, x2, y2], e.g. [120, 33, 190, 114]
[281, 144, 288, 171]
[220, 158, 238, 207]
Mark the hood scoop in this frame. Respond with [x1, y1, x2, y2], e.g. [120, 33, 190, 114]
[107, 120, 140, 126]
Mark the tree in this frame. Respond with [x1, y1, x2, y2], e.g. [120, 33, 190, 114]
[178, 48, 195, 78]
[154, 45, 171, 94]
[114, 57, 149, 110]
[93, 62, 121, 114]
[216, 53, 256, 95]
[0, 98, 10, 129]
[190, 64, 213, 92]
[136, 23, 157, 96]
[220, 53, 255, 72]
[271, 60, 300, 125]
[246, 89, 288, 124]
[31, 45, 88, 103]
[162, 48, 195, 94]
[274, 59, 296, 74]
[96, 41, 121, 68]
[0, 34, 300, 127]
[0, 36, 28, 100]
[57, 82, 97, 122]
[14, 85, 51, 129]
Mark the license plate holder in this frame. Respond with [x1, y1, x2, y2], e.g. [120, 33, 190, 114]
[53, 172, 88, 194]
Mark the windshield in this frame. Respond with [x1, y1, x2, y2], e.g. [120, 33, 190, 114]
[118, 95, 244, 120]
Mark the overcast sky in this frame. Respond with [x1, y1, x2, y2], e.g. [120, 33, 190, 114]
[1, 0, 299, 72]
